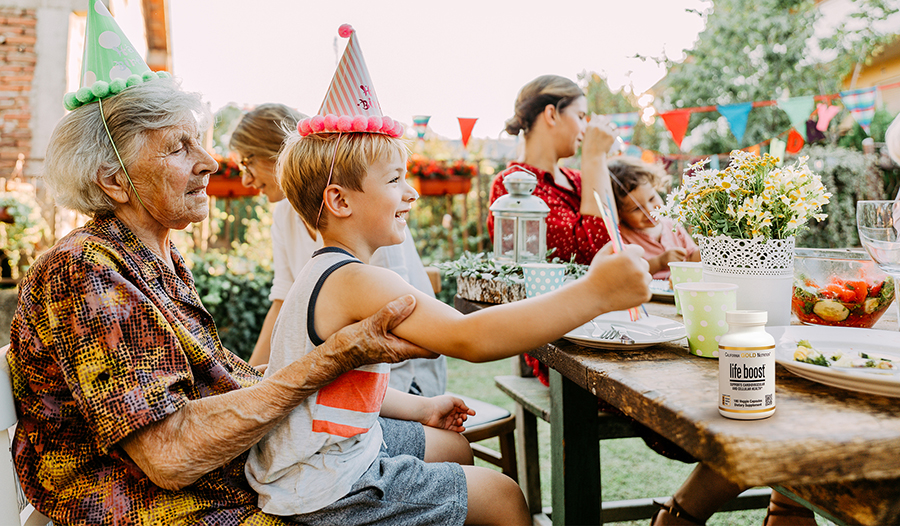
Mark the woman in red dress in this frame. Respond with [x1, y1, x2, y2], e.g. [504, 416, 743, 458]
[487, 75, 618, 266]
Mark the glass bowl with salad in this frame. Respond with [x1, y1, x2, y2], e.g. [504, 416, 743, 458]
[792, 248, 895, 328]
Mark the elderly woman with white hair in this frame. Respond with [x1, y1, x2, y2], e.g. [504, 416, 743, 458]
[7, 77, 433, 524]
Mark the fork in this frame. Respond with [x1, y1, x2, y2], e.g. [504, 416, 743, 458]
[595, 326, 635, 345]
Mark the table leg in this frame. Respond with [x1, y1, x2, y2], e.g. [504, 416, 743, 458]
[550, 369, 601, 525]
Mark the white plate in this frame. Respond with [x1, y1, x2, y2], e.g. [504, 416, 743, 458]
[563, 311, 687, 350]
[769, 325, 900, 398]
[650, 279, 676, 303]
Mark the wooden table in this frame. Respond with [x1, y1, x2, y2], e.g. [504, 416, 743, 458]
[456, 295, 900, 526]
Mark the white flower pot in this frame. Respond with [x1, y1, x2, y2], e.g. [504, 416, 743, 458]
[697, 235, 795, 327]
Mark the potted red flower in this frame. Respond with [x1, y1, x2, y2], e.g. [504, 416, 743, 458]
[408, 155, 476, 196]
[206, 153, 260, 198]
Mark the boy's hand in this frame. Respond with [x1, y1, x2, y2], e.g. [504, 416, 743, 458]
[586, 244, 652, 313]
[421, 395, 476, 433]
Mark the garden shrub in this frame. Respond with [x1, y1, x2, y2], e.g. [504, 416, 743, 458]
[188, 251, 273, 362]
[795, 144, 885, 248]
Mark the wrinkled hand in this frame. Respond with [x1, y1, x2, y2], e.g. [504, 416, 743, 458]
[421, 395, 475, 433]
[326, 295, 438, 372]
[582, 116, 617, 160]
[586, 244, 652, 312]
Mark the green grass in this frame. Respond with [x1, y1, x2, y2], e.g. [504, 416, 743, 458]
[446, 357, 830, 526]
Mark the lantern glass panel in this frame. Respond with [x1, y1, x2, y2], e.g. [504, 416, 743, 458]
[516, 217, 543, 262]
[498, 217, 517, 259]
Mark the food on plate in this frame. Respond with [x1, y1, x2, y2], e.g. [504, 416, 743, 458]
[793, 340, 896, 370]
[791, 274, 894, 328]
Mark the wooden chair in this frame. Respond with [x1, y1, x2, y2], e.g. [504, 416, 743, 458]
[2, 344, 53, 526]
[424, 267, 519, 480]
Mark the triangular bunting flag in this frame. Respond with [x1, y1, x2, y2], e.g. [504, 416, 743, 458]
[716, 102, 753, 144]
[840, 87, 877, 134]
[777, 96, 815, 141]
[770, 138, 786, 166]
[63, 0, 170, 110]
[746, 143, 761, 156]
[412, 115, 430, 140]
[815, 103, 841, 132]
[458, 117, 477, 148]
[298, 24, 403, 137]
[785, 128, 805, 154]
[659, 110, 691, 149]
[606, 112, 639, 143]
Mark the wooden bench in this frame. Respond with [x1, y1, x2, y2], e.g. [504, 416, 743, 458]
[495, 373, 771, 524]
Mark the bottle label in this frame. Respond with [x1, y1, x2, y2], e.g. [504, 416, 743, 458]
[718, 344, 775, 415]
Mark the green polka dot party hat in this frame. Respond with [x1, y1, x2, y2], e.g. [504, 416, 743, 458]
[63, 0, 170, 110]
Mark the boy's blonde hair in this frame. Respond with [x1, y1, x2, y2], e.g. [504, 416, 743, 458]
[277, 132, 408, 230]
[608, 157, 670, 211]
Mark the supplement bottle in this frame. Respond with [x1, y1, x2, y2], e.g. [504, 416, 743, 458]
[718, 310, 776, 420]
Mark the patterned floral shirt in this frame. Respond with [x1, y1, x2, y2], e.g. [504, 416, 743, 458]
[487, 162, 611, 266]
[8, 215, 287, 526]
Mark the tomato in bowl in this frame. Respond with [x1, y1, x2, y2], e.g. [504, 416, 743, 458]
[792, 249, 895, 328]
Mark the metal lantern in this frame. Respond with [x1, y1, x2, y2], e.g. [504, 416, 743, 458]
[490, 171, 550, 264]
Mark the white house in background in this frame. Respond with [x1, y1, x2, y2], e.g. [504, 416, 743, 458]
[0, 0, 169, 240]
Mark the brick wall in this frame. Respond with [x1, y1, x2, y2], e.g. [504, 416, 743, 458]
[0, 7, 35, 177]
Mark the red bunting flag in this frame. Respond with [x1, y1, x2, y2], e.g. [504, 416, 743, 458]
[458, 117, 477, 148]
[659, 110, 691, 149]
[785, 128, 805, 154]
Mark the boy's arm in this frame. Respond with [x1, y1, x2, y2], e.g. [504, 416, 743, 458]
[381, 389, 473, 432]
[321, 244, 650, 364]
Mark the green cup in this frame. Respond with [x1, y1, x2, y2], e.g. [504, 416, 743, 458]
[674, 282, 738, 358]
[668, 261, 704, 315]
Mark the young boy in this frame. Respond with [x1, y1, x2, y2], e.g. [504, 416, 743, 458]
[244, 129, 652, 526]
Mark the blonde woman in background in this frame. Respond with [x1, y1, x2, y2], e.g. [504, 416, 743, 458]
[230, 104, 446, 396]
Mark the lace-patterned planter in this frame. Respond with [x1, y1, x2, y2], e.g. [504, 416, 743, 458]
[697, 235, 795, 326]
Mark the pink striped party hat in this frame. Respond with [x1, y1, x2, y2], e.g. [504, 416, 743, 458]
[297, 24, 403, 138]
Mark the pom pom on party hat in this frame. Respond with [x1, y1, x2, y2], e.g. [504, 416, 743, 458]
[63, 0, 170, 111]
[297, 24, 403, 138]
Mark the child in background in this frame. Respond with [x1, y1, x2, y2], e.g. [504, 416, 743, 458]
[609, 157, 700, 280]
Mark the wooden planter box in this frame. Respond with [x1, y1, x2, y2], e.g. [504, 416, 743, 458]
[456, 275, 525, 304]
[412, 176, 472, 196]
[206, 176, 260, 198]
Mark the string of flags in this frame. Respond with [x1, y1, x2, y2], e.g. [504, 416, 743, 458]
[606, 82, 900, 154]
[408, 115, 479, 149]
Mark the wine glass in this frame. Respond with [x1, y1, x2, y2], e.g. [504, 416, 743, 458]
[857, 200, 900, 330]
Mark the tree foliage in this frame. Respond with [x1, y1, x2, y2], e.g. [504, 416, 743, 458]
[658, 0, 898, 153]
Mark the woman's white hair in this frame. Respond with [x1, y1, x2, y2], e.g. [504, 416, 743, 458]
[43, 78, 211, 216]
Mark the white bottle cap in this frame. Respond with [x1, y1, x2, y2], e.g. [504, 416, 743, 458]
[725, 310, 768, 325]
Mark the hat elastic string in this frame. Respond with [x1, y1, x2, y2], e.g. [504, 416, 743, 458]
[315, 132, 343, 231]
[98, 97, 148, 213]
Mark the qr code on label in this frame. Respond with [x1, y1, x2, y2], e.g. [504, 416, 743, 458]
[765, 394, 773, 406]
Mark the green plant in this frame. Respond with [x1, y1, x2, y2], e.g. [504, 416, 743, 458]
[795, 144, 886, 248]
[188, 251, 273, 361]
[656, 151, 831, 239]
[0, 190, 49, 279]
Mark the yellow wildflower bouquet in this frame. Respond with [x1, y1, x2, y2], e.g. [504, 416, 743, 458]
[654, 150, 831, 240]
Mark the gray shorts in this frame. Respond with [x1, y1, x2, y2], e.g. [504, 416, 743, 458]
[289, 417, 468, 526]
